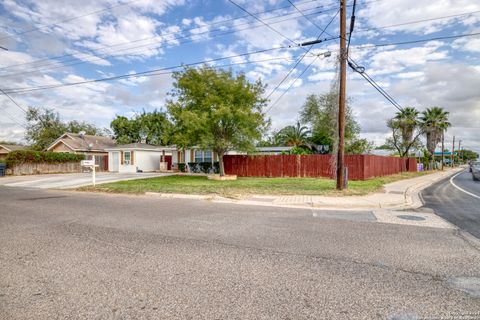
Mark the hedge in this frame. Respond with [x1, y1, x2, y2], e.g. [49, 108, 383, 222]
[187, 162, 219, 174]
[177, 163, 187, 172]
[6, 150, 85, 166]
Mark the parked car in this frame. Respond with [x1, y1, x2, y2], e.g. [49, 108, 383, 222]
[471, 161, 480, 181]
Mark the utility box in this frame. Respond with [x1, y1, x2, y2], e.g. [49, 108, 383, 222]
[0, 163, 6, 177]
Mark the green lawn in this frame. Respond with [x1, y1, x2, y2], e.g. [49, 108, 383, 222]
[79, 171, 432, 197]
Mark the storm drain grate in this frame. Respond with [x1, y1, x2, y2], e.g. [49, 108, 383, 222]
[396, 215, 426, 221]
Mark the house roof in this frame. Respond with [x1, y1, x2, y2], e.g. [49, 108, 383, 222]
[106, 143, 176, 151]
[47, 133, 116, 152]
[0, 144, 26, 152]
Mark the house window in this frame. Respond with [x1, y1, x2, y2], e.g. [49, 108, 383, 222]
[124, 151, 131, 165]
[204, 150, 212, 163]
[194, 150, 203, 163]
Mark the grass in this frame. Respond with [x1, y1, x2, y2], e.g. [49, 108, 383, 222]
[79, 171, 433, 197]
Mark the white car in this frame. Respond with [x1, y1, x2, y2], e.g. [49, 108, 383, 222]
[471, 161, 480, 181]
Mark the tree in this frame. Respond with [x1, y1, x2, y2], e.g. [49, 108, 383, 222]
[25, 107, 66, 150]
[300, 93, 360, 148]
[458, 149, 479, 162]
[385, 107, 423, 157]
[275, 121, 311, 147]
[110, 109, 173, 145]
[167, 66, 268, 176]
[25, 107, 104, 150]
[346, 138, 374, 154]
[419, 107, 451, 168]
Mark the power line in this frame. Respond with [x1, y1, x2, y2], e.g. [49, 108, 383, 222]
[227, 0, 339, 104]
[228, 0, 301, 48]
[0, 88, 27, 113]
[0, 8, 330, 78]
[346, 0, 357, 54]
[0, 111, 27, 128]
[352, 31, 480, 50]
[0, 0, 328, 73]
[287, 0, 336, 37]
[266, 54, 321, 114]
[265, 8, 340, 100]
[348, 58, 403, 111]
[0, 0, 141, 41]
[354, 10, 480, 34]
[1, 44, 342, 95]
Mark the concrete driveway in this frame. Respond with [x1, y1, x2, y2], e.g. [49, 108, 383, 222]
[0, 172, 171, 189]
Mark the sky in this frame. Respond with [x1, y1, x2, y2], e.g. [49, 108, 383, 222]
[0, 0, 479, 153]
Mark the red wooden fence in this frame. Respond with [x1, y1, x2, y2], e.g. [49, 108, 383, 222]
[223, 154, 417, 180]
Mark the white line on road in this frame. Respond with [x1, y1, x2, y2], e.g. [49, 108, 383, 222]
[449, 171, 480, 200]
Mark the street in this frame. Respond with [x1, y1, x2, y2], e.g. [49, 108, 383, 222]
[0, 172, 171, 189]
[1, 186, 480, 319]
[422, 169, 480, 239]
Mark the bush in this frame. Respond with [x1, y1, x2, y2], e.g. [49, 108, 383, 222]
[177, 163, 186, 172]
[6, 150, 85, 166]
[187, 162, 220, 173]
[188, 162, 200, 173]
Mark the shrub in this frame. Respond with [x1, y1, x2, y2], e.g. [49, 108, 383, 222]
[213, 161, 219, 173]
[6, 150, 85, 166]
[177, 163, 186, 172]
[198, 162, 212, 173]
[186, 162, 220, 173]
[188, 162, 200, 173]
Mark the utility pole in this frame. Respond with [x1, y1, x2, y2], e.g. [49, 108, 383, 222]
[451, 136, 455, 167]
[458, 139, 462, 165]
[441, 132, 444, 170]
[336, 0, 347, 190]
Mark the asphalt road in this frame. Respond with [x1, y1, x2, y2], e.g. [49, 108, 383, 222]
[0, 172, 170, 189]
[422, 169, 480, 239]
[1, 187, 480, 319]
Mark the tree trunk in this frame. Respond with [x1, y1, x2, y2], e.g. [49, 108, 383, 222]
[218, 151, 225, 176]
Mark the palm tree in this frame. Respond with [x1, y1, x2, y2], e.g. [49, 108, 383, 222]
[419, 107, 451, 169]
[276, 121, 311, 147]
[394, 107, 419, 144]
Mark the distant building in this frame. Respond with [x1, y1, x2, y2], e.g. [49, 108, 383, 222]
[46, 132, 116, 171]
[0, 144, 26, 160]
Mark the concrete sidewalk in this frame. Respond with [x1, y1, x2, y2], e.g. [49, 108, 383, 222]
[147, 168, 464, 211]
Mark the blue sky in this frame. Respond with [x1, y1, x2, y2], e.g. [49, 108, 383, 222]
[0, 0, 479, 153]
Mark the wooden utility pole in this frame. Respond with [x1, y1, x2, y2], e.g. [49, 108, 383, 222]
[336, 0, 347, 190]
[441, 132, 444, 170]
[458, 139, 462, 165]
[451, 136, 455, 167]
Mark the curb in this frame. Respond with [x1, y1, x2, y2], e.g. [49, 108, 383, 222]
[141, 169, 464, 211]
[400, 168, 464, 210]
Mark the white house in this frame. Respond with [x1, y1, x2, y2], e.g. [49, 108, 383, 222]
[105, 143, 175, 173]
[171, 146, 293, 169]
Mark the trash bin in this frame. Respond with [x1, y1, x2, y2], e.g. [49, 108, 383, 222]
[0, 163, 6, 177]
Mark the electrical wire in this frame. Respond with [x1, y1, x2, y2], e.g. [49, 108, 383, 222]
[0, 88, 27, 113]
[265, 9, 340, 100]
[354, 10, 480, 34]
[0, 8, 330, 78]
[228, 0, 301, 48]
[266, 54, 320, 114]
[348, 58, 403, 111]
[346, 0, 357, 54]
[0, 0, 142, 41]
[352, 32, 480, 50]
[1, 45, 343, 94]
[0, 0, 329, 72]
